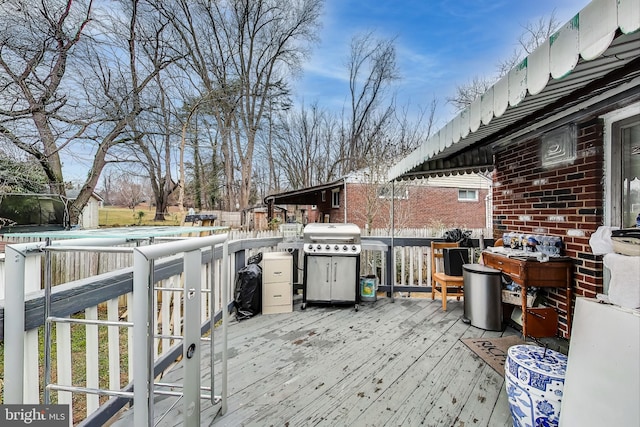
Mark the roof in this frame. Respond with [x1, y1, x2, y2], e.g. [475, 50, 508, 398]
[389, 0, 640, 181]
[264, 179, 345, 205]
[264, 169, 493, 206]
[66, 189, 104, 201]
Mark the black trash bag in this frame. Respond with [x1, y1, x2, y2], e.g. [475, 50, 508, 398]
[247, 252, 263, 265]
[443, 228, 473, 247]
[233, 263, 262, 320]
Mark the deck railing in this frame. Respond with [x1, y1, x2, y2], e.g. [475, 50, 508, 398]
[0, 233, 489, 425]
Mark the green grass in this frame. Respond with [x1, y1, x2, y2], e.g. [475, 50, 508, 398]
[99, 206, 184, 227]
[0, 307, 130, 424]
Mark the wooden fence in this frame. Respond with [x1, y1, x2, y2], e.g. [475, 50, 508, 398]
[0, 227, 488, 289]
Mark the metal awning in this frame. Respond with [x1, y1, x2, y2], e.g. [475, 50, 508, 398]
[389, 0, 640, 181]
[264, 179, 344, 205]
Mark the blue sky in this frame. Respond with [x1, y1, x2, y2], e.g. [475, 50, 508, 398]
[294, 0, 591, 126]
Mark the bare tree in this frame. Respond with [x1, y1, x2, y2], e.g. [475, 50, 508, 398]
[0, 0, 92, 197]
[393, 98, 438, 156]
[157, 1, 243, 211]
[100, 170, 115, 205]
[221, 0, 323, 210]
[446, 75, 496, 112]
[269, 102, 339, 189]
[0, 0, 180, 225]
[126, 71, 181, 220]
[110, 173, 147, 209]
[496, 9, 560, 76]
[159, 0, 323, 211]
[197, 119, 224, 210]
[68, 0, 181, 223]
[350, 99, 437, 233]
[340, 31, 399, 174]
[448, 10, 560, 111]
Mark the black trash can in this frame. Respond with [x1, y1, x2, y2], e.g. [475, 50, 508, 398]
[462, 264, 503, 331]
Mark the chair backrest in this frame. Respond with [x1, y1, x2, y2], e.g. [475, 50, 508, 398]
[431, 241, 460, 274]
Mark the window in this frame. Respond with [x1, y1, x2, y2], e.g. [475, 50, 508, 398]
[332, 189, 340, 208]
[458, 189, 478, 201]
[602, 103, 639, 294]
[321, 191, 326, 202]
[611, 114, 640, 228]
[377, 184, 408, 200]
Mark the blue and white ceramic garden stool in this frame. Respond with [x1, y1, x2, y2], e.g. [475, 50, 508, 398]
[505, 344, 568, 427]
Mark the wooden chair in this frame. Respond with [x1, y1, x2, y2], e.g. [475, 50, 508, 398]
[431, 242, 464, 311]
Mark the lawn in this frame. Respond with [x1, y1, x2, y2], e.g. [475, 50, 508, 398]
[99, 206, 184, 227]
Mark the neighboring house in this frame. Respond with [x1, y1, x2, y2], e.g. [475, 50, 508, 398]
[263, 172, 490, 232]
[388, 0, 640, 338]
[67, 189, 104, 229]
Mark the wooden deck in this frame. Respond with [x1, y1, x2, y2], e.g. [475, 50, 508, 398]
[113, 297, 519, 426]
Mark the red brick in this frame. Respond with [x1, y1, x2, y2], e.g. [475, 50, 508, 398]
[493, 120, 605, 338]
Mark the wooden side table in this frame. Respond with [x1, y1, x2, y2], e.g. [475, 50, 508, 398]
[483, 251, 573, 338]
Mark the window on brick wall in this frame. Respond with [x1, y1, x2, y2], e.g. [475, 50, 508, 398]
[612, 114, 640, 228]
[377, 184, 408, 199]
[331, 189, 340, 208]
[603, 105, 639, 295]
[458, 189, 478, 201]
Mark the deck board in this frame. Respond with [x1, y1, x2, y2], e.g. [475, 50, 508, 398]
[112, 298, 517, 427]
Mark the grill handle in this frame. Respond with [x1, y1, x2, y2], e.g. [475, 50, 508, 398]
[306, 236, 358, 244]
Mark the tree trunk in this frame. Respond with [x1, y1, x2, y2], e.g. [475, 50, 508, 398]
[154, 206, 167, 221]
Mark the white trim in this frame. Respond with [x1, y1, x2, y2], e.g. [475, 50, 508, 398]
[331, 189, 340, 208]
[343, 180, 347, 223]
[600, 101, 640, 295]
[601, 101, 640, 226]
[458, 189, 479, 202]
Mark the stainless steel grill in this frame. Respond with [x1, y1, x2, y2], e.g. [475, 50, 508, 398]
[302, 223, 361, 311]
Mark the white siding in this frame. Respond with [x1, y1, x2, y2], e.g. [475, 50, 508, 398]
[423, 174, 491, 189]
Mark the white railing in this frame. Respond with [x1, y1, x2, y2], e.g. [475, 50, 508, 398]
[4, 238, 133, 407]
[130, 234, 230, 426]
[0, 232, 491, 425]
[0, 226, 488, 288]
[1, 235, 234, 426]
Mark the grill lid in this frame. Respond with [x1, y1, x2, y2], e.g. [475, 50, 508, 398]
[302, 223, 362, 255]
[303, 223, 361, 244]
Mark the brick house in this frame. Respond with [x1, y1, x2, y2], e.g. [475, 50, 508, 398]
[263, 172, 490, 233]
[389, 1, 639, 338]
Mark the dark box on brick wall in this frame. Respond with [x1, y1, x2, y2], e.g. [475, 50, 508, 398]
[443, 248, 469, 276]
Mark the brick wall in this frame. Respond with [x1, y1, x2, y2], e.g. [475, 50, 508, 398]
[493, 119, 605, 337]
[311, 190, 345, 223]
[346, 183, 488, 230]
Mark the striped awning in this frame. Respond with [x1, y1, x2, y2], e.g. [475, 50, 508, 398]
[389, 0, 640, 181]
